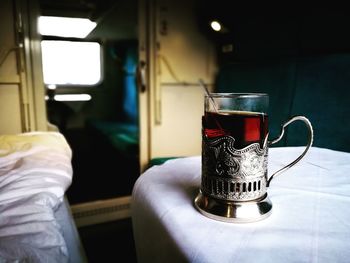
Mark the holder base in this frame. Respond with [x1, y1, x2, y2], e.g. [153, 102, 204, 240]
[194, 191, 273, 223]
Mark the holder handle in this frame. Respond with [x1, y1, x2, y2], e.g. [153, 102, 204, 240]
[267, 116, 314, 187]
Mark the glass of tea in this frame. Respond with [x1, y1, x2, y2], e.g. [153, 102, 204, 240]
[194, 93, 313, 223]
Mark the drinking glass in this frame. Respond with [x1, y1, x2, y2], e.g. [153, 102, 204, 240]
[194, 93, 313, 223]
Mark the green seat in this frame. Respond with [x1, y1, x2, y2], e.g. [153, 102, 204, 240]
[288, 54, 350, 152]
[215, 53, 350, 152]
[215, 59, 296, 144]
[87, 120, 139, 158]
[148, 157, 180, 168]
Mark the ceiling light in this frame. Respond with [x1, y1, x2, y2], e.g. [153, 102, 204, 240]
[39, 16, 97, 38]
[210, 21, 222, 32]
[54, 94, 92, 101]
[47, 84, 56, 90]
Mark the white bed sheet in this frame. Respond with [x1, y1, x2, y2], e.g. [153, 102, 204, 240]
[0, 132, 76, 263]
[132, 147, 350, 263]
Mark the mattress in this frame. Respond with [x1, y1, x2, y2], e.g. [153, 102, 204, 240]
[0, 131, 87, 263]
[55, 197, 88, 263]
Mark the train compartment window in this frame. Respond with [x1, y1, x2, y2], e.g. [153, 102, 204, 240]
[41, 40, 101, 86]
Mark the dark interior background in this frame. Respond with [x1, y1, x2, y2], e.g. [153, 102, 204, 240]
[39, 0, 139, 205]
[194, 1, 350, 152]
[195, 2, 350, 63]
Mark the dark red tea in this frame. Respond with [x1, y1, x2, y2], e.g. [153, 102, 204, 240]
[203, 110, 268, 149]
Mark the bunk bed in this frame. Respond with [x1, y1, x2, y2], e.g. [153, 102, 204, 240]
[0, 131, 87, 263]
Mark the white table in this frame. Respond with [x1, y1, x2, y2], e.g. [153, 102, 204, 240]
[131, 147, 350, 263]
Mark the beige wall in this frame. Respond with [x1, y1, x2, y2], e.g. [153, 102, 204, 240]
[139, 0, 217, 167]
[0, 0, 23, 133]
[0, 0, 47, 134]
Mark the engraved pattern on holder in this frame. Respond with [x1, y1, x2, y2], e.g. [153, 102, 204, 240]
[202, 135, 268, 201]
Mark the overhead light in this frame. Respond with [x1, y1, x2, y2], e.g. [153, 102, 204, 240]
[210, 20, 222, 32]
[47, 84, 56, 90]
[54, 94, 92, 101]
[39, 16, 97, 38]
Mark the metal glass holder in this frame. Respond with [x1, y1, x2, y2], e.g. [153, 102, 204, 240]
[194, 115, 313, 223]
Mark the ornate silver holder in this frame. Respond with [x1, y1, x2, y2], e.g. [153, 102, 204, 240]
[195, 133, 273, 223]
[194, 115, 313, 223]
[194, 191, 272, 223]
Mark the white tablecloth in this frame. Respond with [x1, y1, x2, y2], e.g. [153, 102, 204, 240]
[131, 147, 350, 263]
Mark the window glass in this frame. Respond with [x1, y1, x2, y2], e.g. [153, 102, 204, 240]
[41, 40, 101, 85]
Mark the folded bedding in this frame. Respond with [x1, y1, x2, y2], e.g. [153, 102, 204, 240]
[0, 132, 73, 263]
